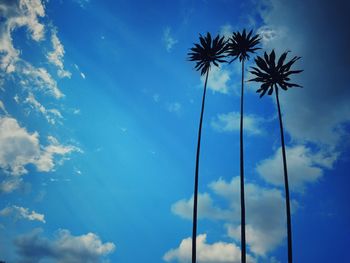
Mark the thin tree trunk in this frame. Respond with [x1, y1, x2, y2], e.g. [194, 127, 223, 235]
[240, 60, 246, 263]
[275, 87, 293, 263]
[192, 70, 209, 263]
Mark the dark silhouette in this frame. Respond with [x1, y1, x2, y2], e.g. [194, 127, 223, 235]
[249, 50, 303, 263]
[188, 32, 227, 263]
[226, 29, 260, 263]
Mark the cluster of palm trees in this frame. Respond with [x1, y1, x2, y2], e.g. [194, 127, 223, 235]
[188, 30, 302, 263]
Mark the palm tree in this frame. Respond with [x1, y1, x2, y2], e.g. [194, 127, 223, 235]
[188, 32, 227, 263]
[249, 50, 303, 263]
[226, 29, 260, 263]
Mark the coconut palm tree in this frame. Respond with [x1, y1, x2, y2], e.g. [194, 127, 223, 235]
[226, 29, 260, 263]
[188, 32, 228, 263]
[249, 50, 303, 263]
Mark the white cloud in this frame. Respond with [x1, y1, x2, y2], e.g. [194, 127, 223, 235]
[14, 228, 115, 263]
[0, 205, 45, 223]
[202, 66, 231, 94]
[211, 112, 263, 135]
[47, 29, 71, 78]
[256, 25, 286, 47]
[25, 92, 63, 124]
[74, 64, 86, 79]
[0, 177, 23, 194]
[171, 193, 232, 221]
[163, 27, 178, 52]
[170, 177, 294, 256]
[163, 234, 255, 263]
[256, 145, 337, 192]
[210, 177, 289, 256]
[0, 0, 45, 73]
[0, 0, 66, 99]
[35, 135, 81, 173]
[0, 116, 41, 176]
[0, 117, 80, 193]
[21, 63, 64, 99]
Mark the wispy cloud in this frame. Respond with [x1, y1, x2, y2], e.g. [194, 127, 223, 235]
[167, 102, 182, 115]
[220, 24, 233, 40]
[47, 28, 71, 78]
[74, 64, 86, 79]
[163, 27, 178, 52]
[25, 93, 63, 125]
[0, 100, 8, 115]
[73, 0, 90, 9]
[211, 112, 264, 135]
[0, 205, 45, 223]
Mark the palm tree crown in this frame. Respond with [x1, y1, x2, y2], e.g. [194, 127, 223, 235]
[250, 50, 303, 97]
[188, 32, 228, 75]
[227, 29, 261, 62]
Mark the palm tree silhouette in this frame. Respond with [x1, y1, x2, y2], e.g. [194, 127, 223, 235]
[188, 32, 227, 263]
[226, 29, 260, 263]
[249, 50, 303, 263]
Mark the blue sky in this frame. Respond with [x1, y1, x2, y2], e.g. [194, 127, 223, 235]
[0, 0, 349, 262]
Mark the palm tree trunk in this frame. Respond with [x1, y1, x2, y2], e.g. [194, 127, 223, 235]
[275, 87, 293, 263]
[192, 70, 209, 263]
[240, 60, 246, 263]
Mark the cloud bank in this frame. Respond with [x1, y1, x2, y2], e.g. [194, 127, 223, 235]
[14, 228, 115, 263]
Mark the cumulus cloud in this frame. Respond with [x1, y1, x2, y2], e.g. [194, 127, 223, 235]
[211, 112, 263, 135]
[163, 27, 178, 52]
[0, 117, 80, 193]
[201, 66, 231, 94]
[0, 205, 45, 223]
[163, 234, 255, 263]
[170, 177, 293, 256]
[171, 193, 232, 221]
[14, 228, 115, 263]
[211, 177, 289, 256]
[256, 145, 337, 192]
[255, 0, 350, 148]
[47, 29, 71, 78]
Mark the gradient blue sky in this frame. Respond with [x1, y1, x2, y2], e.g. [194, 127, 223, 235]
[0, 0, 349, 262]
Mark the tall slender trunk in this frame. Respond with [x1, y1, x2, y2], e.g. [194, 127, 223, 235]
[240, 60, 246, 263]
[275, 87, 293, 263]
[192, 70, 209, 263]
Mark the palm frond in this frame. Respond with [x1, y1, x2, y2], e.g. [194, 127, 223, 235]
[227, 29, 261, 62]
[249, 50, 303, 97]
[188, 32, 228, 75]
